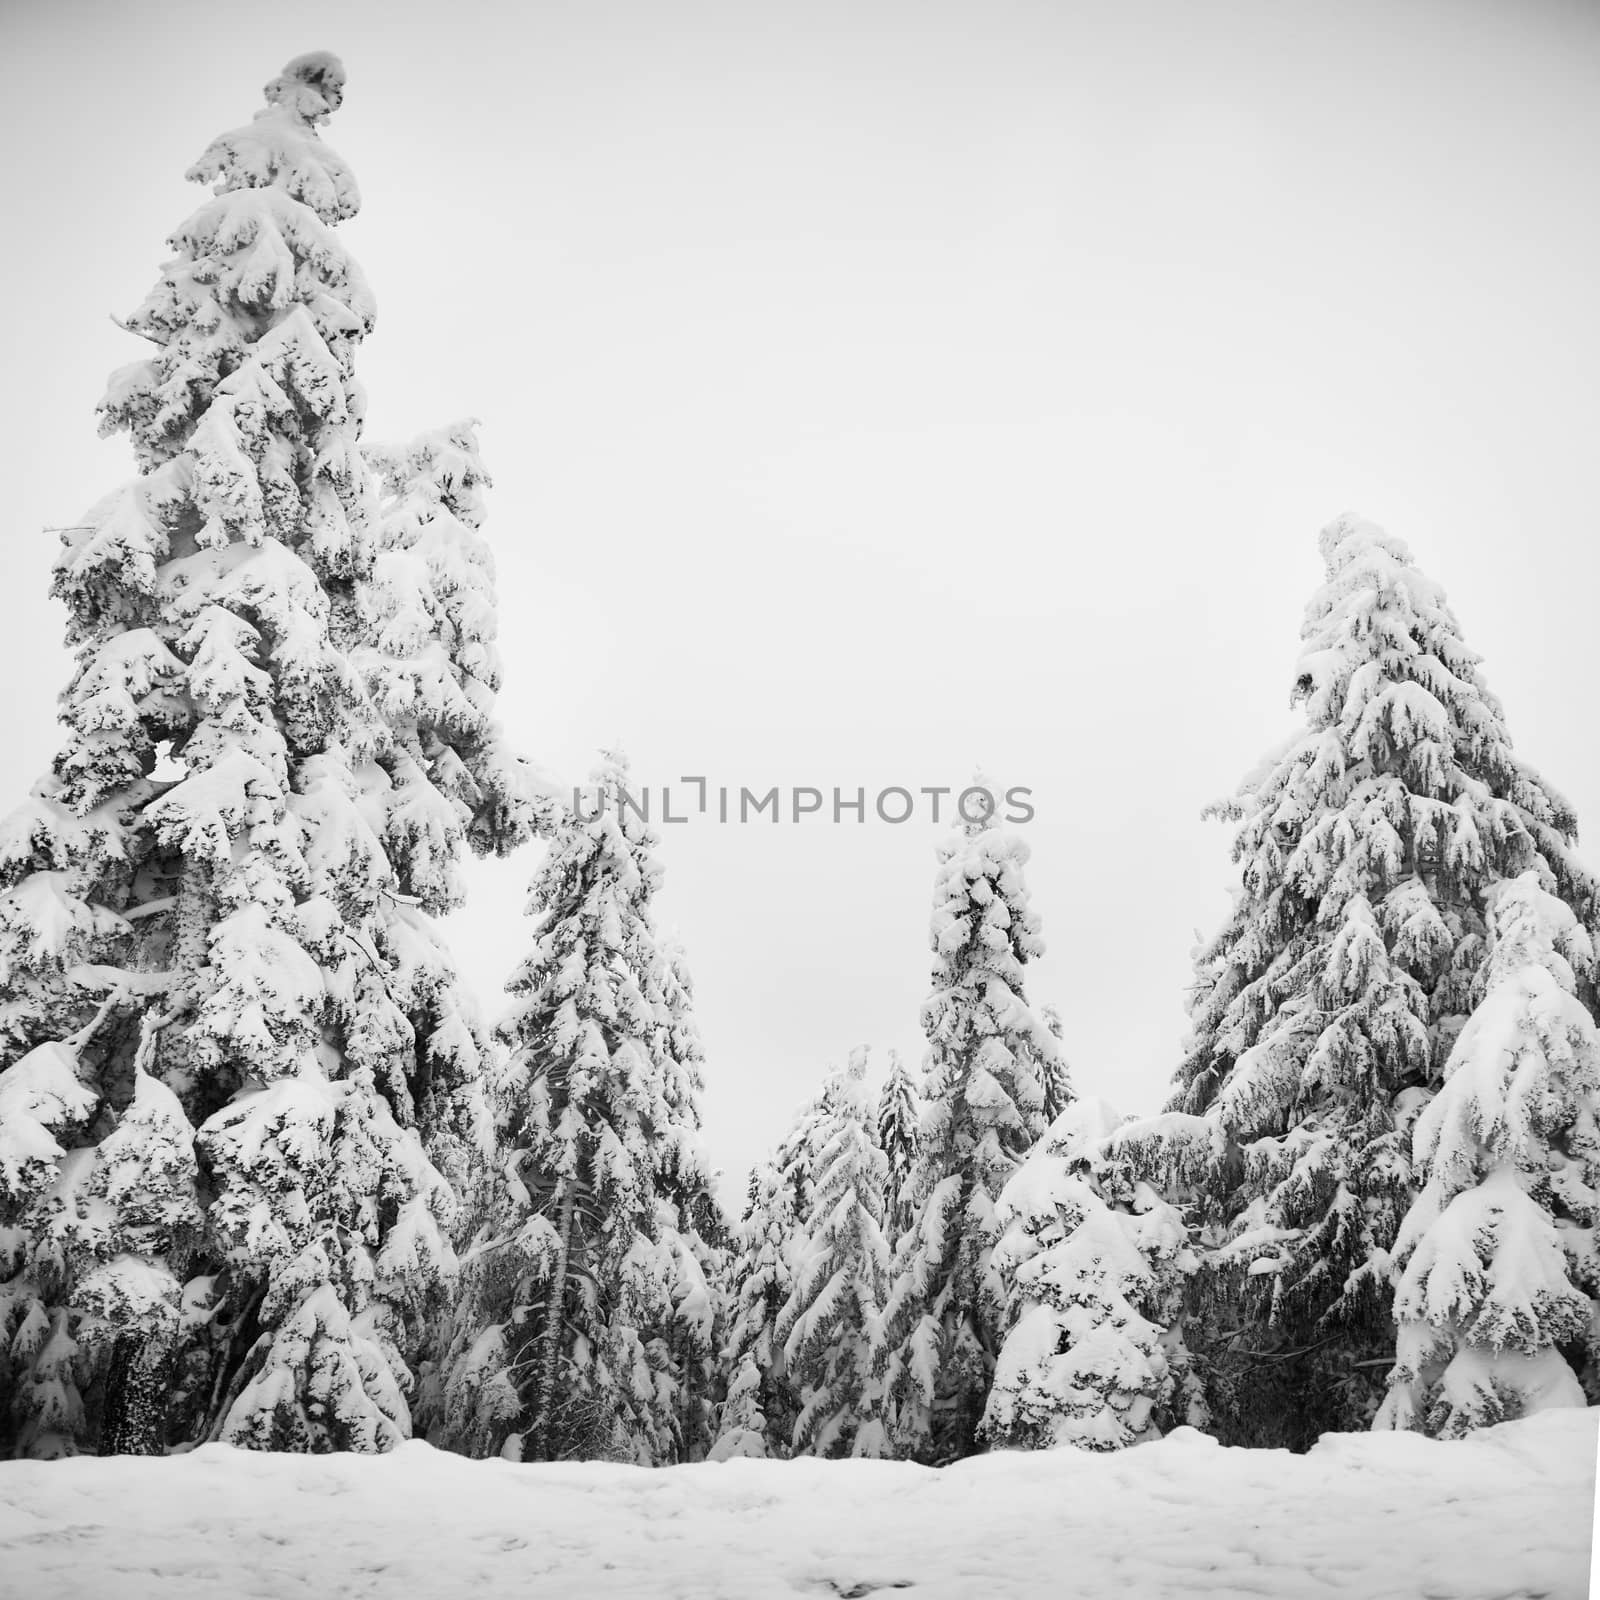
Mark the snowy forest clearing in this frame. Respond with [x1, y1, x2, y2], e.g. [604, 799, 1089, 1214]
[1, 1410, 1594, 1600]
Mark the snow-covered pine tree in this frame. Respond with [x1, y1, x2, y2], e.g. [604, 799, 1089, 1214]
[1039, 1005, 1075, 1125]
[1377, 872, 1600, 1435]
[774, 1075, 842, 1232]
[875, 802, 1064, 1462]
[441, 753, 694, 1464]
[774, 1047, 890, 1457]
[983, 1098, 1203, 1451]
[875, 1049, 920, 1247]
[710, 1159, 798, 1459]
[709, 1353, 771, 1461]
[644, 935, 724, 1463]
[651, 1221, 721, 1463]
[0, 54, 466, 1456]
[1120, 514, 1598, 1445]
[0, 1031, 201, 1457]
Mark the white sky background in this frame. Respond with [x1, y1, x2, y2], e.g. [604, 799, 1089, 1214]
[3, 0, 1598, 1194]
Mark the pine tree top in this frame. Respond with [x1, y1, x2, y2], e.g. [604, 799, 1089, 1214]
[1221, 514, 1580, 854]
[188, 54, 357, 223]
[520, 753, 662, 936]
[876, 1050, 918, 1123]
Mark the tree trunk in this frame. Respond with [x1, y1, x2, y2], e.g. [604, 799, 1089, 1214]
[173, 857, 212, 978]
[678, 1326, 694, 1464]
[528, 1182, 576, 1463]
[100, 1335, 165, 1456]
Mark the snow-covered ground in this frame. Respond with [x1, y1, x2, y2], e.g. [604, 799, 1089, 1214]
[0, 1410, 1593, 1599]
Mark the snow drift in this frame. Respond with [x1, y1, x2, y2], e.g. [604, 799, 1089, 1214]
[0, 1407, 1592, 1599]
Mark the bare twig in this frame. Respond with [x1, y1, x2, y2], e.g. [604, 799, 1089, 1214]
[122, 896, 177, 923]
[109, 311, 161, 345]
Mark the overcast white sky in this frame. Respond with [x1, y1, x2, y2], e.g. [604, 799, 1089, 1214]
[4, 0, 1598, 1190]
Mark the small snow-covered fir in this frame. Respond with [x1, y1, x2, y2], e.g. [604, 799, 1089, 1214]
[712, 1160, 799, 1459]
[984, 1097, 1204, 1451]
[1378, 872, 1600, 1435]
[774, 1046, 890, 1457]
[875, 1048, 920, 1247]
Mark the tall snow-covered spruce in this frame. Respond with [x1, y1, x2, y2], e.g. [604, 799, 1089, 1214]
[875, 799, 1065, 1462]
[1117, 515, 1598, 1445]
[440, 755, 717, 1464]
[0, 55, 508, 1458]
